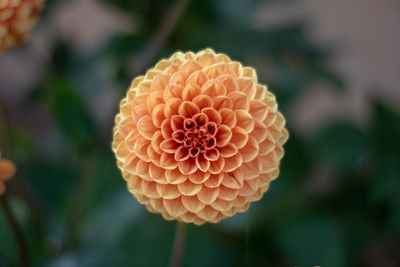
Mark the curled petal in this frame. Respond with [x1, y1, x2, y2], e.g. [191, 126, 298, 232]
[179, 60, 202, 75]
[230, 127, 248, 149]
[216, 75, 239, 94]
[251, 119, 268, 143]
[200, 79, 226, 98]
[172, 130, 185, 143]
[242, 157, 263, 180]
[169, 72, 187, 86]
[197, 186, 219, 206]
[149, 164, 168, 184]
[152, 104, 166, 128]
[186, 70, 208, 87]
[221, 171, 243, 190]
[175, 146, 190, 161]
[179, 101, 200, 118]
[193, 95, 213, 110]
[213, 96, 233, 110]
[223, 153, 242, 172]
[228, 91, 249, 110]
[204, 173, 224, 188]
[249, 99, 268, 121]
[192, 113, 208, 127]
[156, 184, 180, 199]
[137, 115, 157, 140]
[208, 157, 225, 174]
[160, 152, 178, 170]
[182, 195, 205, 213]
[196, 154, 210, 172]
[146, 91, 164, 114]
[165, 168, 187, 184]
[160, 138, 179, 153]
[182, 83, 201, 101]
[177, 180, 202, 196]
[188, 171, 210, 184]
[202, 107, 222, 125]
[163, 198, 186, 217]
[151, 73, 170, 92]
[237, 77, 256, 99]
[151, 131, 163, 154]
[164, 98, 182, 118]
[219, 108, 237, 129]
[215, 125, 232, 147]
[211, 198, 234, 212]
[171, 115, 185, 131]
[218, 186, 238, 201]
[178, 158, 197, 175]
[219, 143, 238, 158]
[239, 136, 259, 163]
[204, 148, 219, 161]
[160, 119, 173, 139]
[134, 138, 151, 162]
[235, 110, 254, 133]
[164, 84, 184, 100]
[197, 206, 219, 220]
[141, 181, 161, 199]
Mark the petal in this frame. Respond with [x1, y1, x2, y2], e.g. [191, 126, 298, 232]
[186, 70, 208, 87]
[216, 74, 239, 94]
[193, 95, 213, 110]
[175, 146, 190, 161]
[192, 113, 208, 127]
[137, 115, 157, 140]
[223, 153, 242, 172]
[195, 154, 210, 172]
[151, 73, 170, 92]
[228, 91, 249, 110]
[165, 168, 187, 184]
[188, 171, 210, 184]
[181, 195, 205, 213]
[211, 198, 234, 212]
[219, 108, 237, 129]
[237, 77, 256, 99]
[177, 180, 202, 196]
[204, 148, 219, 161]
[179, 101, 200, 118]
[197, 184, 220, 205]
[146, 91, 164, 114]
[235, 110, 254, 133]
[171, 115, 185, 131]
[219, 143, 238, 158]
[178, 158, 198, 175]
[218, 186, 238, 201]
[152, 104, 166, 128]
[200, 79, 226, 98]
[204, 173, 224, 188]
[141, 181, 161, 198]
[249, 99, 268, 121]
[149, 164, 168, 184]
[160, 138, 179, 153]
[242, 157, 262, 179]
[156, 184, 180, 199]
[221, 172, 243, 189]
[160, 152, 178, 170]
[251, 119, 268, 143]
[178, 60, 202, 75]
[164, 98, 182, 118]
[163, 198, 187, 217]
[213, 96, 233, 110]
[164, 84, 184, 100]
[134, 137, 151, 162]
[197, 206, 219, 220]
[215, 125, 232, 147]
[151, 131, 163, 154]
[230, 127, 248, 149]
[239, 136, 259, 163]
[202, 107, 222, 125]
[182, 83, 201, 101]
[169, 71, 187, 86]
[208, 157, 225, 174]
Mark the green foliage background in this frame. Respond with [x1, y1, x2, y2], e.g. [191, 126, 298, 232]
[1, 0, 399, 266]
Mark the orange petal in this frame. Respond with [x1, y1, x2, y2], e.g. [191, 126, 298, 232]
[177, 179, 202, 196]
[195, 154, 210, 172]
[141, 181, 161, 198]
[230, 127, 248, 149]
[151, 73, 170, 92]
[148, 145, 161, 166]
[134, 137, 151, 162]
[178, 101, 200, 118]
[228, 91, 249, 110]
[213, 96, 233, 110]
[235, 110, 254, 133]
[186, 70, 208, 87]
[211, 198, 234, 212]
[221, 172, 243, 189]
[164, 98, 182, 118]
[204, 173, 224, 188]
[160, 138, 179, 153]
[197, 205, 219, 220]
[200, 79, 226, 98]
[219, 108, 237, 129]
[175, 146, 190, 161]
[204, 148, 219, 161]
[171, 115, 185, 131]
[216, 74, 239, 94]
[219, 143, 238, 158]
[218, 185, 239, 201]
[215, 125, 232, 147]
[137, 115, 157, 140]
[181, 195, 205, 213]
[178, 158, 197, 175]
[249, 99, 268, 121]
[156, 184, 180, 199]
[169, 72, 187, 86]
[163, 197, 187, 217]
[208, 157, 225, 174]
[160, 119, 173, 139]
[160, 152, 178, 170]
[146, 91, 164, 114]
[188, 171, 210, 184]
[239, 136, 259, 163]
[149, 164, 168, 184]
[242, 157, 263, 180]
[182, 83, 201, 101]
[136, 160, 152, 181]
[152, 104, 166, 128]
[151, 131, 163, 154]
[202, 107, 222, 125]
[223, 153, 242, 172]
[165, 168, 187, 184]
[237, 77, 256, 99]
[251, 119, 268, 143]
[192, 95, 213, 110]
[178, 60, 202, 75]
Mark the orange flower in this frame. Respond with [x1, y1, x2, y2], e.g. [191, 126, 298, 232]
[0, 0, 44, 52]
[0, 153, 16, 196]
[112, 49, 288, 225]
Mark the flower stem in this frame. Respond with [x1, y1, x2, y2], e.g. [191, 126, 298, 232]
[169, 222, 187, 267]
[0, 195, 31, 267]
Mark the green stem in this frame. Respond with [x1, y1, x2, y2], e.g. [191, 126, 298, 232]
[0, 195, 31, 267]
[169, 222, 187, 267]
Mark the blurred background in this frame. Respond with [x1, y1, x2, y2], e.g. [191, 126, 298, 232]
[1, 0, 400, 266]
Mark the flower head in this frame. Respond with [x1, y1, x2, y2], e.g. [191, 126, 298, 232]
[0, 0, 44, 52]
[0, 153, 16, 196]
[112, 49, 288, 225]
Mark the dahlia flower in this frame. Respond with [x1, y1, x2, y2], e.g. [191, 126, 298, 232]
[0, 153, 16, 196]
[112, 49, 288, 225]
[0, 0, 44, 52]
